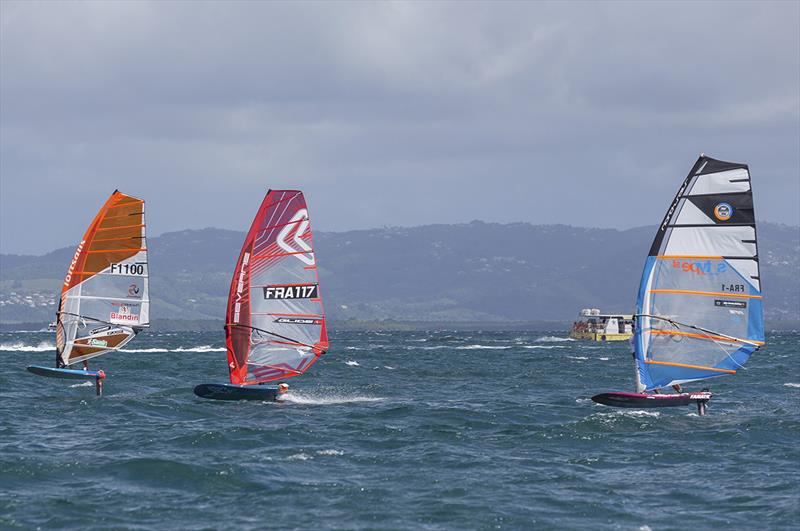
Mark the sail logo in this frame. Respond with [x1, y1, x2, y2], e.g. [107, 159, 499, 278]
[277, 209, 315, 265]
[713, 203, 733, 221]
[89, 338, 109, 347]
[263, 284, 318, 300]
[233, 252, 250, 323]
[128, 284, 140, 297]
[63, 240, 86, 287]
[671, 259, 727, 276]
[715, 299, 747, 309]
[274, 317, 323, 325]
[110, 304, 140, 323]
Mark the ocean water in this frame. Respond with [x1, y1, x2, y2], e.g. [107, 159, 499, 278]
[0, 330, 797, 530]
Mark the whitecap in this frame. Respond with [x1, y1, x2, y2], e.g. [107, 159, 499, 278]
[535, 336, 575, 342]
[455, 344, 511, 350]
[69, 381, 95, 388]
[172, 345, 225, 352]
[784, 383, 800, 388]
[598, 357, 610, 361]
[286, 453, 313, 461]
[280, 392, 384, 405]
[119, 348, 170, 353]
[345, 360, 360, 366]
[568, 356, 589, 360]
[316, 449, 343, 456]
[0, 341, 53, 352]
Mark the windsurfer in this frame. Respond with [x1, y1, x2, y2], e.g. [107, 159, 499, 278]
[278, 383, 289, 395]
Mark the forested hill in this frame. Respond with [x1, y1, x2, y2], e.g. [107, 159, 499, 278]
[1, 222, 797, 328]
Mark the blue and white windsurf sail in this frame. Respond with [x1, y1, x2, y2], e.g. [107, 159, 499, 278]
[633, 155, 764, 392]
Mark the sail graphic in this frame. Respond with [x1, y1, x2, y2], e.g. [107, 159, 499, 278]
[633, 155, 764, 392]
[225, 190, 328, 385]
[56, 191, 150, 366]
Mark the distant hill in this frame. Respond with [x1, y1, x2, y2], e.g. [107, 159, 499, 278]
[1, 222, 797, 328]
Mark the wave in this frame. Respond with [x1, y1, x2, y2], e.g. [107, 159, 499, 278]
[119, 345, 225, 353]
[69, 381, 95, 388]
[455, 344, 511, 350]
[784, 383, 800, 388]
[598, 357, 610, 361]
[345, 360, 360, 366]
[279, 392, 384, 405]
[0, 341, 53, 352]
[317, 449, 344, 456]
[172, 346, 225, 352]
[535, 336, 575, 342]
[568, 356, 589, 360]
[522, 345, 566, 350]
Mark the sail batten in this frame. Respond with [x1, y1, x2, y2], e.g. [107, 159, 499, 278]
[56, 191, 150, 367]
[633, 155, 764, 392]
[225, 190, 328, 385]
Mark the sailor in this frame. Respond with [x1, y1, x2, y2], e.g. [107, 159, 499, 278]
[277, 383, 289, 395]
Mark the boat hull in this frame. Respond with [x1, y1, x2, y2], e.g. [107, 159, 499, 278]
[592, 391, 712, 408]
[194, 383, 279, 401]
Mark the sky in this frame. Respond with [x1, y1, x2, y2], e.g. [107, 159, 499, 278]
[1, 1, 798, 255]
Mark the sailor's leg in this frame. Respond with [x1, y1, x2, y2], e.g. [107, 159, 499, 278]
[96, 376, 103, 396]
[697, 399, 707, 416]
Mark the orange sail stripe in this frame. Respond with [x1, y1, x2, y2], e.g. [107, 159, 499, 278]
[649, 289, 761, 299]
[106, 199, 144, 209]
[645, 360, 736, 374]
[96, 224, 145, 232]
[656, 255, 723, 260]
[650, 329, 764, 345]
[85, 248, 147, 254]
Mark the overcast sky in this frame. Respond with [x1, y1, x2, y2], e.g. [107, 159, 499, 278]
[1, 1, 798, 254]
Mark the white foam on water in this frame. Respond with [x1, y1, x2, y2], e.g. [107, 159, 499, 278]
[316, 449, 344, 456]
[286, 453, 313, 461]
[172, 345, 225, 352]
[69, 381, 95, 388]
[456, 344, 511, 350]
[119, 348, 170, 353]
[598, 410, 661, 419]
[345, 360, 360, 366]
[279, 392, 384, 406]
[568, 356, 589, 360]
[535, 336, 575, 342]
[0, 341, 53, 352]
[598, 357, 610, 361]
[523, 345, 565, 349]
[784, 383, 800, 388]
[383, 365, 396, 370]
[639, 526, 653, 531]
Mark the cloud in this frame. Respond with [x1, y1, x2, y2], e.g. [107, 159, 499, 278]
[1, 0, 798, 254]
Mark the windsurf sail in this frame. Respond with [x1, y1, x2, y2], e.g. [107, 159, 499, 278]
[55, 191, 150, 366]
[225, 190, 328, 385]
[633, 155, 764, 392]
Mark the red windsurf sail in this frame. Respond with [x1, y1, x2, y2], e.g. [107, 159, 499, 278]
[225, 190, 328, 385]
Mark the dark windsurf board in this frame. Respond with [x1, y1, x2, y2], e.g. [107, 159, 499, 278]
[194, 383, 279, 401]
[591, 391, 711, 408]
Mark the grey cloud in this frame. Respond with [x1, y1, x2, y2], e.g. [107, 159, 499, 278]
[1, 1, 798, 254]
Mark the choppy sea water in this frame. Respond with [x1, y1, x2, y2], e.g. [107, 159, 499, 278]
[0, 330, 797, 530]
